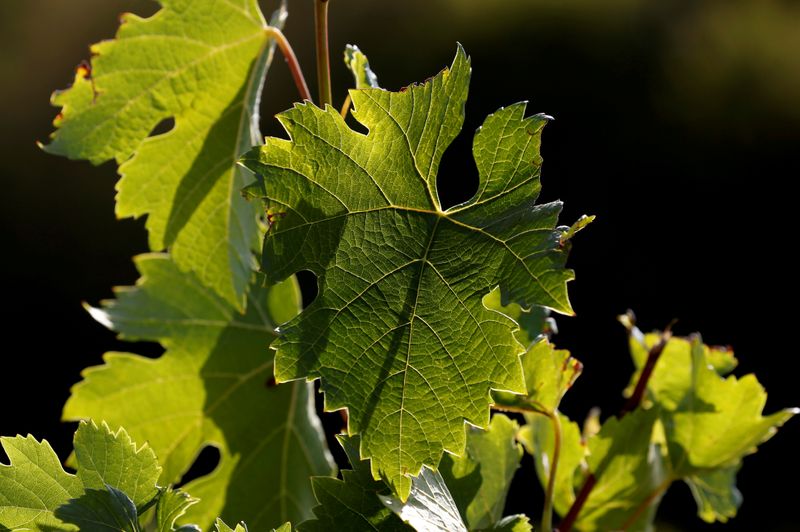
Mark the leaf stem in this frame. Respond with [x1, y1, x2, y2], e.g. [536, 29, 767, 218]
[265, 26, 312, 102]
[541, 411, 562, 532]
[314, 0, 333, 107]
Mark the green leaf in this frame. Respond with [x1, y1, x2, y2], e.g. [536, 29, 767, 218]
[685, 466, 741, 524]
[517, 412, 584, 517]
[73, 420, 161, 510]
[622, 323, 738, 408]
[344, 45, 380, 89]
[243, 45, 581, 498]
[663, 335, 797, 477]
[44, 0, 289, 307]
[575, 409, 668, 532]
[483, 514, 532, 532]
[64, 254, 335, 529]
[492, 339, 582, 413]
[0, 435, 82, 530]
[56, 485, 141, 532]
[156, 488, 200, 532]
[439, 414, 522, 529]
[1, 421, 161, 531]
[483, 287, 550, 348]
[299, 436, 410, 532]
[380, 468, 467, 532]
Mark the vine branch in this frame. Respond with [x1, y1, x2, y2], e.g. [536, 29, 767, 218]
[314, 0, 333, 107]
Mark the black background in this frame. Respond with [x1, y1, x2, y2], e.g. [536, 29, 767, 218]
[1, 1, 798, 530]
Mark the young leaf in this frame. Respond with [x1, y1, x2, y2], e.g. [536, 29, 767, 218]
[64, 255, 335, 529]
[156, 488, 201, 532]
[344, 45, 380, 89]
[0, 435, 82, 530]
[439, 414, 522, 529]
[73, 419, 161, 510]
[299, 436, 410, 531]
[663, 336, 796, 477]
[685, 465, 741, 524]
[216, 518, 291, 532]
[485, 514, 533, 532]
[1, 421, 162, 531]
[44, 0, 290, 307]
[242, 45, 583, 498]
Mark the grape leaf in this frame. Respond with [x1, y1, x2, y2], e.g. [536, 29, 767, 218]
[64, 254, 335, 529]
[215, 519, 290, 532]
[485, 515, 532, 532]
[439, 414, 522, 529]
[44, 0, 290, 307]
[517, 412, 585, 517]
[621, 321, 738, 408]
[662, 335, 796, 477]
[575, 409, 668, 532]
[156, 488, 200, 532]
[72, 419, 161, 510]
[0, 436, 82, 530]
[242, 45, 583, 498]
[56, 484, 141, 532]
[344, 45, 380, 90]
[0, 421, 159, 531]
[380, 468, 467, 532]
[685, 465, 741, 524]
[299, 436, 410, 532]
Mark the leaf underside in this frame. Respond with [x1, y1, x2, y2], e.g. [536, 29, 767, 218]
[243, 45, 578, 498]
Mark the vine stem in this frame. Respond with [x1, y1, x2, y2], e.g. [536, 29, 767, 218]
[541, 411, 562, 532]
[621, 329, 672, 415]
[558, 328, 672, 532]
[264, 26, 312, 102]
[314, 0, 333, 107]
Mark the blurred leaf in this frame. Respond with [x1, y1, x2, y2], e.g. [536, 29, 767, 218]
[45, 0, 290, 306]
[576, 409, 667, 532]
[345, 44, 380, 89]
[65, 254, 335, 529]
[482, 514, 532, 532]
[663, 336, 796, 477]
[685, 465, 741, 524]
[439, 414, 522, 529]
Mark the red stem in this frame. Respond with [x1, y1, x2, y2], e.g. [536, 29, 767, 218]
[265, 26, 312, 102]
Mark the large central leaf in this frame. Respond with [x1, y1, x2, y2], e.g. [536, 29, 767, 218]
[243, 46, 579, 497]
[45, 0, 288, 307]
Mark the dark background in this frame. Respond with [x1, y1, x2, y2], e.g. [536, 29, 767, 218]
[1, 1, 798, 530]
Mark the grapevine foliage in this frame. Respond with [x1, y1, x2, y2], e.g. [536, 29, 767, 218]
[243, 45, 587, 497]
[0, 1, 795, 531]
